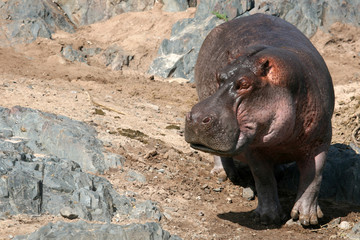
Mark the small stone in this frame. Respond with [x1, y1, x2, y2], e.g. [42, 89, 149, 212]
[339, 221, 352, 230]
[213, 187, 223, 192]
[60, 207, 78, 220]
[199, 211, 204, 216]
[157, 169, 165, 173]
[226, 197, 232, 203]
[242, 187, 255, 200]
[201, 184, 208, 189]
[163, 212, 172, 220]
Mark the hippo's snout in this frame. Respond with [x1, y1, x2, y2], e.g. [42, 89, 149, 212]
[184, 99, 240, 155]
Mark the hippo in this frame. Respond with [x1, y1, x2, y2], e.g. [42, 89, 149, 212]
[185, 13, 334, 226]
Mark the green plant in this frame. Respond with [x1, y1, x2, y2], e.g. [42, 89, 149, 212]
[212, 11, 228, 21]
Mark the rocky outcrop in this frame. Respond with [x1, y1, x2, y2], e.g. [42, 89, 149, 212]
[61, 44, 134, 70]
[250, 0, 360, 38]
[0, 111, 163, 222]
[0, 0, 75, 46]
[148, 0, 254, 82]
[162, 0, 189, 12]
[0, 106, 123, 173]
[149, 0, 360, 82]
[0, 0, 156, 46]
[14, 221, 181, 240]
[52, 0, 156, 26]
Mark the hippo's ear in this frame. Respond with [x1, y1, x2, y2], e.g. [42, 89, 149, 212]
[227, 50, 236, 63]
[256, 58, 272, 77]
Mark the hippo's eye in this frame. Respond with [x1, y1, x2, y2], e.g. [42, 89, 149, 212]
[235, 77, 251, 91]
[216, 73, 227, 86]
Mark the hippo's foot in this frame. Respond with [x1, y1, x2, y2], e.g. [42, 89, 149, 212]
[252, 204, 286, 225]
[292, 146, 328, 226]
[290, 198, 323, 226]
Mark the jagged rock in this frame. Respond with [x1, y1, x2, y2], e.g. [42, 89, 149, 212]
[148, 0, 253, 82]
[61, 45, 102, 63]
[60, 44, 133, 70]
[162, 0, 188, 12]
[53, 0, 156, 26]
[129, 200, 162, 221]
[14, 221, 182, 240]
[0, 106, 124, 173]
[0, 0, 156, 45]
[0, 0, 75, 46]
[250, 0, 360, 38]
[0, 138, 161, 222]
[102, 45, 134, 71]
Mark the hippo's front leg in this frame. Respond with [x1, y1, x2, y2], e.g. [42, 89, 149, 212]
[246, 152, 286, 224]
[291, 145, 328, 226]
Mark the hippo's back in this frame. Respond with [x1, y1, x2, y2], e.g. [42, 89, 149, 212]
[195, 13, 334, 113]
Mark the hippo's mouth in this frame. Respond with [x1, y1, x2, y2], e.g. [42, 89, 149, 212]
[190, 143, 224, 154]
[189, 131, 247, 156]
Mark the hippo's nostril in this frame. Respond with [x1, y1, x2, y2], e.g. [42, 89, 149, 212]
[202, 116, 212, 124]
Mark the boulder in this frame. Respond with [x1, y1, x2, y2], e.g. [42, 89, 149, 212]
[60, 44, 133, 70]
[0, 137, 161, 222]
[0, 0, 75, 46]
[148, 0, 254, 82]
[162, 0, 188, 12]
[0, 106, 124, 173]
[250, 0, 360, 38]
[14, 221, 182, 240]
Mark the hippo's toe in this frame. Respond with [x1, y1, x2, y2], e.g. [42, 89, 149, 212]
[291, 201, 323, 226]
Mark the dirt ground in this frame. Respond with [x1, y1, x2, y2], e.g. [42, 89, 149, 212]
[0, 4, 359, 240]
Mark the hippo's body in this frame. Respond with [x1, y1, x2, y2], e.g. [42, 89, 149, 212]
[185, 13, 334, 225]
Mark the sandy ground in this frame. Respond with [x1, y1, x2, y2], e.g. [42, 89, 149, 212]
[0, 4, 359, 240]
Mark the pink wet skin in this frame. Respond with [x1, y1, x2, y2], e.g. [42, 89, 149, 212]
[185, 13, 334, 226]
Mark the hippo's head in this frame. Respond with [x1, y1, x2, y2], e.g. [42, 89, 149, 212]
[185, 47, 302, 156]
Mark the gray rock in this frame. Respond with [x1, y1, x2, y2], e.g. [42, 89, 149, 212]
[61, 45, 102, 63]
[53, 0, 155, 26]
[148, 0, 252, 82]
[60, 207, 79, 220]
[0, 0, 75, 46]
[242, 187, 254, 201]
[0, 138, 161, 222]
[148, 15, 223, 82]
[250, 0, 360, 38]
[0, 106, 123, 173]
[162, 0, 188, 12]
[60, 44, 133, 71]
[102, 45, 134, 71]
[14, 221, 181, 240]
[129, 200, 162, 221]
